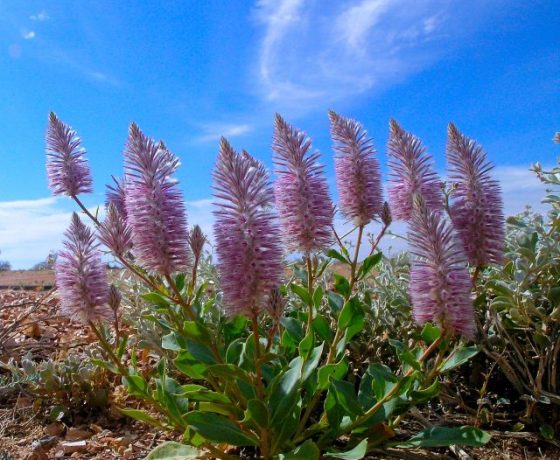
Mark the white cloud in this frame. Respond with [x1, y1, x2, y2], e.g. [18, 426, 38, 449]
[196, 123, 253, 143]
[0, 197, 102, 269]
[253, 0, 499, 110]
[30, 11, 49, 22]
[22, 30, 35, 40]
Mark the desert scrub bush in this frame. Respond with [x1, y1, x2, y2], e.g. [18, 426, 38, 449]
[44, 111, 497, 458]
[474, 150, 560, 435]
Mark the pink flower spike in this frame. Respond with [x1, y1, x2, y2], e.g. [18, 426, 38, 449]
[124, 124, 191, 275]
[447, 123, 505, 266]
[387, 120, 443, 221]
[408, 204, 475, 338]
[273, 114, 334, 254]
[98, 204, 133, 257]
[329, 111, 383, 226]
[55, 213, 111, 324]
[46, 112, 93, 197]
[213, 139, 284, 317]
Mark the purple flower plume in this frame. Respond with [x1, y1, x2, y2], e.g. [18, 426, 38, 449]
[447, 123, 505, 266]
[329, 111, 383, 226]
[273, 114, 334, 254]
[98, 204, 133, 257]
[408, 203, 474, 338]
[106, 176, 128, 219]
[124, 124, 190, 275]
[387, 120, 443, 221]
[46, 112, 93, 197]
[56, 213, 111, 324]
[188, 225, 207, 263]
[213, 139, 284, 317]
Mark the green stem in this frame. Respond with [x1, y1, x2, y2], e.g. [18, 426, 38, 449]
[368, 221, 389, 256]
[305, 255, 315, 335]
[73, 195, 101, 226]
[345, 336, 443, 433]
[349, 225, 364, 289]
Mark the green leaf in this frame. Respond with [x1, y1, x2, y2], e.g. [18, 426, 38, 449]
[281, 317, 304, 343]
[269, 357, 304, 426]
[338, 297, 361, 329]
[122, 374, 148, 396]
[299, 331, 314, 357]
[291, 283, 312, 305]
[318, 360, 349, 390]
[394, 426, 491, 448]
[312, 314, 333, 341]
[313, 285, 324, 307]
[278, 440, 320, 460]
[183, 321, 211, 342]
[410, 380, 440, 403]
[389, 340, 421, 371]
[174, 273, 186, 292]
[142, 292, 170, 308]
[145, 441, 202, 459]
[330, 379, 364, 417]
[161, 332, 186, 351]
[540, 424, 555, 440]
[327, 291, 344, 312]
[120, 408, 162, 428]
[302, 343, 324, 382]
[174, 352, 208, 379]
[184, 411, 258, 446]
[421, 323, 441, 344]
[325, 439, 368, 459]
[439, 346, 480, 372]
[357, 252, 382, 280]
[245, 399, 269, 428]
[327, 248, 350, 264]
[333, 274, 351, 298]
[366, 363, 399, 401]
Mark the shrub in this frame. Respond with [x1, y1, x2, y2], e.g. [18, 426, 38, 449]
[45, 112, 495, 458]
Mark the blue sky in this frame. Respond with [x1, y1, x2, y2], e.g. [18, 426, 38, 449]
[0, 0, 559, 268]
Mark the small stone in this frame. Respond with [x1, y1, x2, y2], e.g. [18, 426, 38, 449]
[65, 427, 93, 441]
[44, 422, 65, 437]
[62, 440, 87, 454]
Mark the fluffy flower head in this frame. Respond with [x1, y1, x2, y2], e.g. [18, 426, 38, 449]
[213, 139, 284, 316]
[98, 204, 133, 256]
[387, 120, 443, 220]
[329, 111, 383, 225]
[46, 112, 93, 196]
[124, 124, 190, 275]
[447, 123, 504, 266]
[273, 114, 333, 254]
[408, 203, 474, 338]
[55, 213, 110, 323]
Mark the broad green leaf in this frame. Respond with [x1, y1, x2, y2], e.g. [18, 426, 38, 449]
[269, 357, 304, 426]
[326, 248, 350, 264]
[145, 441, 202, 459]
[120, 408, 162, 428]
[184, 411, 258, 446]
[161, 332, 187, 351]
[183, 321, 211, 342]
[281, 317, 305, 343]
[318, 360, 349, 390]
[338, 297, 361, 329]
[142, 292, 170, 308]
[313, 286, 324, 308]
[291, 283, 312, 305]
[312, 314, 333, 341]
[421, 323, 441, 344]
[333, 274, 351, 298]
[394, 426, 491, 448]
[278, 440, 320, 460]
[122, 374, 148, 396]
[325, 438, 369, 459]
[174, 351, 208, 379]
[439, 346, 480, 372]
[302, 343, 324, 382]
[357, 252, 382, 280]
[299, 331, 314, 357]
[245, 399, 269, 428]
[327, 291, 344, 311]
[389, 340, 421, 371]
[330, 380, 363, 417]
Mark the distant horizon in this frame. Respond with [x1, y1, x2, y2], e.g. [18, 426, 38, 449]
[1, 0, 558, 268]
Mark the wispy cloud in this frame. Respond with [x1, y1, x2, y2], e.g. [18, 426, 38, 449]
[21, 30, 35, 40]
[253, 0, 499, 110]
[30, 11, 49, 22]
[196, 123, 253, 143]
